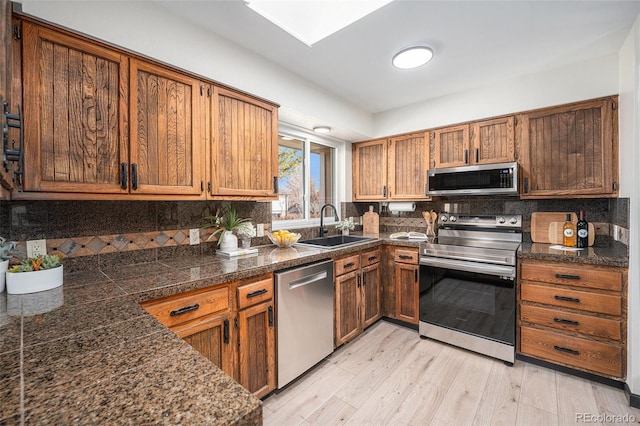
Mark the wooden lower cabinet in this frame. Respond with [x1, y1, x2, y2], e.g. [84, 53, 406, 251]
[518, 259, 627, 379]
[362, 262, 381, 328]
[394, 248, 420, 325]
[238, 300, 276, 399]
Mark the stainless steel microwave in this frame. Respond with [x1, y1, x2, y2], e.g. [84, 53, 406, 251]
[426, 161, 519, 196]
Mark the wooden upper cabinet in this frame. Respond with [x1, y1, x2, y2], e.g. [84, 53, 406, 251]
[211, 87, 278, 199]
[471, 116, 515, 165]
[352, 139, 387, 201]
[388, 132, 429, 200]
[519, 97, 618, 198]
[432, 124, 469, 169]
[130, 59, 204, 196]
[22, 21, 129, 193]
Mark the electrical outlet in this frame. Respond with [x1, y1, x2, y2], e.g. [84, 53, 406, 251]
[189, 229, 200, 245]
[26, 239, 47, 258]
[256, 223, 264, 237]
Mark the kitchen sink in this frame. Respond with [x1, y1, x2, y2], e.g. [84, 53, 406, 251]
[296, 235, 376, 248]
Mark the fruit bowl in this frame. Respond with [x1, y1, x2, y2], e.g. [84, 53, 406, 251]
[268, 230, 301, 248]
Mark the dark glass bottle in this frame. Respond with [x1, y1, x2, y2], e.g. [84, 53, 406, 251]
[576, 210, 588, 248]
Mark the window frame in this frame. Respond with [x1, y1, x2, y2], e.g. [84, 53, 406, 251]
[272, 123, 345, 231]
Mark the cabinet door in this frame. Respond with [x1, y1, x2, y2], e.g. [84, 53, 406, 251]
[352, 139, 388, 201]
[172, 312, 235, 379]
[471, 116, 515, 165]
[395, 262, 419, 324]
[211, 87, 278, 198]
[432, 124, 470, 168]
[130, 59, 205, 196]
[238, 301, 276, 398]
[22, 22, 129, 193]
[519, 97, 618, 198]
[361, 263, 381, 328]
[335, 270, 362, 347]
[388, 133, 429, 200]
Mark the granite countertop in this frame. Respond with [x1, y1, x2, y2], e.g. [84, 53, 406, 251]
[1, 233, 628, 424]
[518, 238, 629, 268]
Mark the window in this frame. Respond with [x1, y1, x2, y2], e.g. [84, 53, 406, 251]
[272, 125, 342, 228]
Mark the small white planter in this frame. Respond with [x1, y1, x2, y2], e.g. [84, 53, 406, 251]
[6, 265, 64, 294]
[0, 259, 8, 292]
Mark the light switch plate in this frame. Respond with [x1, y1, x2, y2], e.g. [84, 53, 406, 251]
[27, 239, 47, 257]
[189, 229, 200, 245]
[256, 223, 264, 237]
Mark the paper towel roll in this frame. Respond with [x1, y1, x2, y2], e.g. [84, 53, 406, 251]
[388, 202, 416, 212]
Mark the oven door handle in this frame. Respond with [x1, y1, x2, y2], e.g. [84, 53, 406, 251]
[419, 256, 516, 278]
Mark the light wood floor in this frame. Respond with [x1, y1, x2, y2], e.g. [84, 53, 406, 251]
[263, 321, 640, 426]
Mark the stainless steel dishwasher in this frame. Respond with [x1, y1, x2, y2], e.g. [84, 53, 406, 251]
[276, 259, 334, 388]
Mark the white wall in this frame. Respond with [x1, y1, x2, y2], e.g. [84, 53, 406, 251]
[373, 54, 619, 137]
[619, 16, 640, 396]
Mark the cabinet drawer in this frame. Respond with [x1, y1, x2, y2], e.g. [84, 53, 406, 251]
[361, 249, 381, 267]
[520, 304, 621, 341]
[521, 283, 621, 316]
[521, 262, 621, 291]
[237, 277, 273, 310]
[335, 254, 360, 276]
[394, 249, 418, 264]
[520, 326, 622, 378]
[142, 286, 230, 328]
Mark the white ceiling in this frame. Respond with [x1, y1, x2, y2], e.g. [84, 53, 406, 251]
[158, 0, 640, 118]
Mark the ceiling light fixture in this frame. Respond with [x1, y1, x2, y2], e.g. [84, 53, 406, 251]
[392, 46, 433, 69]
[313, 126, 331, 134]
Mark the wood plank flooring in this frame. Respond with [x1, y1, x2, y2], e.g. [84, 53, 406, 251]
[263, 321, 640, 426]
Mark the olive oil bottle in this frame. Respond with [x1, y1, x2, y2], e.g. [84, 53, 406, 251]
[563, 214, 576, 247]
[576, 210, 589, 248]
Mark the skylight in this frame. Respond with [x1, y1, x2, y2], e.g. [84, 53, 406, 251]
[245, 0, 393, 46]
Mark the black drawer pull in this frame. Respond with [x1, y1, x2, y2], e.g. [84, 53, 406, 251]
[368, 256, 377, 261]
[169, 304, 199, 316]
[554, 295, 580, 303]
[344, 262, 355, 268]
[120, 162, 128, 189]
[223, 319, 229, 344]
[555, 273, 581, 280]
[247, 289, 267, 298]
[268, 305, 274, 327]
[131, 163, 138, 190]
[399, 254, 413, 260]
[362, 272, 367, 286]
[554, 317, 580, 326]
[357, 273, 361, 288]
[554, 345, 580, 356]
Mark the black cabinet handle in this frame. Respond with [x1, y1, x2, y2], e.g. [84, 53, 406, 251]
[208, 181, 212, 192]
[475, 148, 479, 163]
[357, 273, 361, 288]
[362, 272, 367, 286]
[234, 317, 238, 329]
[120, 162, 128, 189]
[554, 345, 580, 356]
[131, 163, 138, 190]
[523, 177, 529, 193]
[344, 262, 355, 268]
[368, 256, 377, 261]
[554, 295, 580, 303]
[273, 176, 279, 193]
[554, 317, 580, 326]
[415, 269, 418, 282]
[382, 185, 387, 198]
[169, 303, 199, 316]
[268, 305, 274, 327]
[223, 319, 229, 344]
[399, 254, 413, 260]
[200, 181, 204, 192]
[247, 289, 268, 298]
[556, 273, 581, 280]
[464, 149, 469, 164]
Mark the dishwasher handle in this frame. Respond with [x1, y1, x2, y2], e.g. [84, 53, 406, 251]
[288, 271, 329, 290]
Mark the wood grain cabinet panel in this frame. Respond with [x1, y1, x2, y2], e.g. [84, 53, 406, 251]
[471, 116, 515, 165]
[238, 300, 276, 399]
[519, 96, 618, 198]
[362, 262, 381, 328]
[395, 261, 419, 324]
[352, 139, 388, 201]
[388, 133, 429, 200]
[211, 87, 278, 199]
[335, 270, 362, 347]
[22, 21, 129, 193]
[130, 59, 204, 196]
[432, 124, 470, 168]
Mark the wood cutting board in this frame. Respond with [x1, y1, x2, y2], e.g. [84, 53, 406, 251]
[530, 212, 577, 243]
[363, 206, 379, 235]
[548, 221, 595, 246]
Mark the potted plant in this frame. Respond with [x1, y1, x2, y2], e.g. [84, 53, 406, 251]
[0, 237, 16, 292]
[336, 217, 355, 235]
[202, 206, 251, 252]
[235, 222, 257, 249]
[6, 254, 63, 294]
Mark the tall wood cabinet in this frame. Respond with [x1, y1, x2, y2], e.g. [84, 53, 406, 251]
[518, 97, 618, 198]
[211, 87, 278, 199]
[352, 133, 429, 201]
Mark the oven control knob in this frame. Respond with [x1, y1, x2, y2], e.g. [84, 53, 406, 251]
[497, 216, 506, 224]
[440, 215, 448, 222]
[449, 215, 457, 222]
[509, 216, 519, 225]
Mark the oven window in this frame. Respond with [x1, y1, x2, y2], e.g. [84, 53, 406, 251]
[419, 266, 515, 345]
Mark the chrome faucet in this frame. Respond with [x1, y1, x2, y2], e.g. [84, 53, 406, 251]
[319, 203, 340, 237]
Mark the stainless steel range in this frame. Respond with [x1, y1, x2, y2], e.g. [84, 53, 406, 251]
[419, 214, 522, 363]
